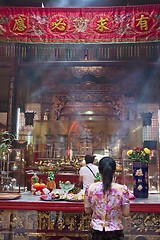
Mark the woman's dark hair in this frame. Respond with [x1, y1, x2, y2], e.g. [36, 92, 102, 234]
[98, 157, 116, 193]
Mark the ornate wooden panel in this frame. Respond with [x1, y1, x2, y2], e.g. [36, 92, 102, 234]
[0, 210, 160, 240]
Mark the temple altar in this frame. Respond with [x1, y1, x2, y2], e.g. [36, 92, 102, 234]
[0, 192, 160, 240]
[0, 2, 159, 240]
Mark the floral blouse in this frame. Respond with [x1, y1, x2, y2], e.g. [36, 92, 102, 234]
[84, 182, 130, 232]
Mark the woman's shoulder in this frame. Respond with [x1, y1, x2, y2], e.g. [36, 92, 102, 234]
[88, 181, 102, 190]
[111, 183, 129, 192]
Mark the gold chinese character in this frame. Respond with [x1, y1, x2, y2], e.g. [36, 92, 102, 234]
[51, 18, 66, 31]
[13, 16, 27, 32]
[136, 14, 149, 31]
[96, 17, 109, 32]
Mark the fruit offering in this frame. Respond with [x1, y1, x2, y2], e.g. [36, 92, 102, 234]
[31, 173, 39, 193]
[33, 182, 46, 195]
[59, 181, 75, 192]
[47, 172, 56, 191]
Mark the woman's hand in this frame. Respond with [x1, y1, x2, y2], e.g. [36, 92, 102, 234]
[85, 207, 93, 214]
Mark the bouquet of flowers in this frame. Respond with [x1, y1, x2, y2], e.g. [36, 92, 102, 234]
[127, 147, 150, 164]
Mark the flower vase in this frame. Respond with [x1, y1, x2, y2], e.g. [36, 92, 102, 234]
[132, 162, 148, 198]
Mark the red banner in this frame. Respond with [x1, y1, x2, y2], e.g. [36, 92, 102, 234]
[0, 5, 159, 44]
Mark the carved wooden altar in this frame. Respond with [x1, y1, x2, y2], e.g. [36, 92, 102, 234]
[0, 193, 160, 240]
[31, 64, 141, 157]
[40, 66, 138, 122]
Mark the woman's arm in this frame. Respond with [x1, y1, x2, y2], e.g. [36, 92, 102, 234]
[84, 188, 92, 214]
[84, 206, 93, 214]
[122, 204, 130, 217]
[122, 185, 130, 217]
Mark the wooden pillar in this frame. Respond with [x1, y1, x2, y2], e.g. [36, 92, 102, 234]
[7, 58, 18, 134]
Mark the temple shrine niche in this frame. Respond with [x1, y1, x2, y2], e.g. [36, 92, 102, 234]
[27, 63, 142, 157]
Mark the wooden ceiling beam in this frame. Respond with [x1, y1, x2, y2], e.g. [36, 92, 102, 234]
[18, 60, 158, 67]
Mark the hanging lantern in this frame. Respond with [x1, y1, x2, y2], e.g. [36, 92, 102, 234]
[141, 112, 153, 127]
[24, 111, 35, 126]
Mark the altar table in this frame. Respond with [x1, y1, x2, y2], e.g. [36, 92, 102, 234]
[0, 192, 160, 240]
